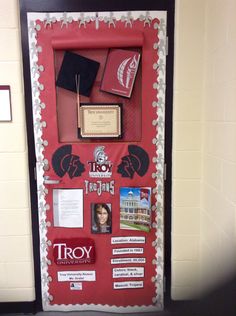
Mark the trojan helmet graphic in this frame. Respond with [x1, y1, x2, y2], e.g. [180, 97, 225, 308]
[93, 146, 108, 165]
[117, 145, 149, 179]
[52, 145, 85, 179]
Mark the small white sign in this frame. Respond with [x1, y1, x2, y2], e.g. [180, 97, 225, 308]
[113, 267, 144, 278]
[111, 236, 145, 244]
[111, 257, 146, 265]
[113, 281, 144, 290]
[58, 271, 96, 282]
[112, 248, 144, 255]
[0, 87, 11, 121]
[70, 282, 83, 290]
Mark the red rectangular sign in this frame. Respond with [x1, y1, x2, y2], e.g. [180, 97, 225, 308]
[53, 238, 96, 265]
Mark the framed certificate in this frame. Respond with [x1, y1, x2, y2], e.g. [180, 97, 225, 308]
[78, 103, 122, 139]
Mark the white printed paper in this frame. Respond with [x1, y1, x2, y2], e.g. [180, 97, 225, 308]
[111, 257, 146, 264]
[113, 281, 144, 289]
[111, 236, 145, 244]
[112, 248, 144, 255]
[113, 267, 144, 278]
[53, 189, 83, 227]
[58, 271, 96, 282]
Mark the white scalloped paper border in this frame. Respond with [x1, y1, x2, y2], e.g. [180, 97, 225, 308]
[27, 10, 167, 312]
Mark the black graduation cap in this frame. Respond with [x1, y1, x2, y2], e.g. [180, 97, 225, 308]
[56, 51, 100, 97]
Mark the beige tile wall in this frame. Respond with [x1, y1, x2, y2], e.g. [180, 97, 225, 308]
[200, 0, 236, 292]
[0, 0, 35, 302]
[171, 0, 205, 299]
[173, 0, 236, 299]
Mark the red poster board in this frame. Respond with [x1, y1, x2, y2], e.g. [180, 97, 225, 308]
[28, 10, 166, 312]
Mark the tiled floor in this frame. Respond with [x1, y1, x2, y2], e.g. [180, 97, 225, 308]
[2, 277, 236, 316]
[2, 312, 173, 316]
[35, 312, 173, 316]
[0, 303, 199, 316]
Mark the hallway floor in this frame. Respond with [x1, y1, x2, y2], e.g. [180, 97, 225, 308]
[2, 278, 236, 316]
[2, 312, 173, 316]
[1, 311, 173, 316]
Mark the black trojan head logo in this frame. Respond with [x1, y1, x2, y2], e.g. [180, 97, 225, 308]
[52, 145, 85, 179]
[117, 145, 149, 179]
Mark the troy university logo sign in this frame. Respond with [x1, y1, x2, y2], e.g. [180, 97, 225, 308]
[53, 238, 96, 265]
[88, 146, 112, 178]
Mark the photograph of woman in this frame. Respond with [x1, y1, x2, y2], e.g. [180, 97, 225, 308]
[91, 203, 112, 234]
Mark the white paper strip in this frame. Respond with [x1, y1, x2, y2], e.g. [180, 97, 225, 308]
[111, 236, 145, 244]
[113, 267, 144, 278]
[111, 257, 146, 265]
[58, 271, 96, 282]
[112, 248, 144, 255]
[113, 281, 144, 290]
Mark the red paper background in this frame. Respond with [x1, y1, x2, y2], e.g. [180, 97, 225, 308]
[36, 18, 160, 307]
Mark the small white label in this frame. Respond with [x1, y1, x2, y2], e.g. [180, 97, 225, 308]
[70, 282, 83, 290]
[111, 236, 145, 244]
[58, 271, 96, 282]
[113, 267, 144, 278]
[112, 248, 144, 255]
[0, 88, 11, 121]
[111, 257, 146, 264]
[113, 281, 144, 289]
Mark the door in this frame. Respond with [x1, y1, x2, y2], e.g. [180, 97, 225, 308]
[21, 5, 170, 313]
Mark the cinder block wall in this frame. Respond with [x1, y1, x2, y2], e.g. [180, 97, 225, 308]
[0, 0, 35, 302]
[200, 0, 236, 292]
[172, 0, 236, 299]
[171, 0, 204, 299]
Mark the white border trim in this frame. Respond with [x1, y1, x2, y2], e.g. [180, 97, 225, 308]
[45, 303, 162, 313]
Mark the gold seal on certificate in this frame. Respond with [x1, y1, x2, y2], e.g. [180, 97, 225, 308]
[78, 103, 122, 139]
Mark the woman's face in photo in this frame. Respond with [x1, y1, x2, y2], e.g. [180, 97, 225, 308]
[97, 207, 108, 225]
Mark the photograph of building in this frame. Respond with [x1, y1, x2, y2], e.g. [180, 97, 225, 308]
[120, 187, 152, 232]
